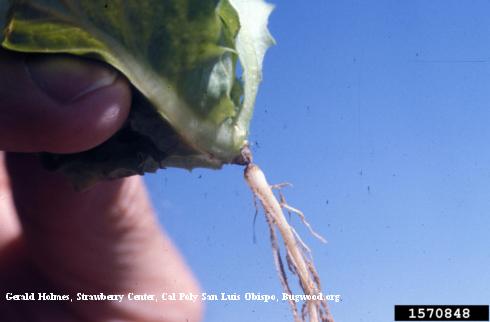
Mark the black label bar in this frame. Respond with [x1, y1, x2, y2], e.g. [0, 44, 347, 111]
[394, 305, 489, 321]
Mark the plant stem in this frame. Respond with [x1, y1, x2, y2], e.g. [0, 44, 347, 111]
[244, 162, 334, 322]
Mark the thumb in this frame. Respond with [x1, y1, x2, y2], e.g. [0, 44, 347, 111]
[0, 48, 131, 153]
[4, 153, 203, 322]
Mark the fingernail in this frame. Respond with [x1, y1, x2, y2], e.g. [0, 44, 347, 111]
[25, 55, 117, 104]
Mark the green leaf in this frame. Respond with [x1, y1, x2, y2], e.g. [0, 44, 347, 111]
[1, 0, 274, 188]
[0, 1, 7, 29]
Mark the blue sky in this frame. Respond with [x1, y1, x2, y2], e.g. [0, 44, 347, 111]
[145, 1, 490, 321]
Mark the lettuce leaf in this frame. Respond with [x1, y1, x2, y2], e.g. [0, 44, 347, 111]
[1, 0, 274, 188]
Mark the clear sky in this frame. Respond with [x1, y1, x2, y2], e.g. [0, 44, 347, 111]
[145, 1, 490, 321]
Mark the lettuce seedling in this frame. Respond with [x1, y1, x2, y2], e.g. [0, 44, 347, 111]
[2, 0, 273, 188]
[1, 1, 334, 321]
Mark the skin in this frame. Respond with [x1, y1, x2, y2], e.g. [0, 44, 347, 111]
[0, 48, 203, 322]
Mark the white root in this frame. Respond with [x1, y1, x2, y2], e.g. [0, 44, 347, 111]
[281, 203, 327, 244]
[244, 162, 334, 322]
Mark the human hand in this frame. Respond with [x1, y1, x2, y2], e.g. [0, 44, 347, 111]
[0, 48, 202, 322]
